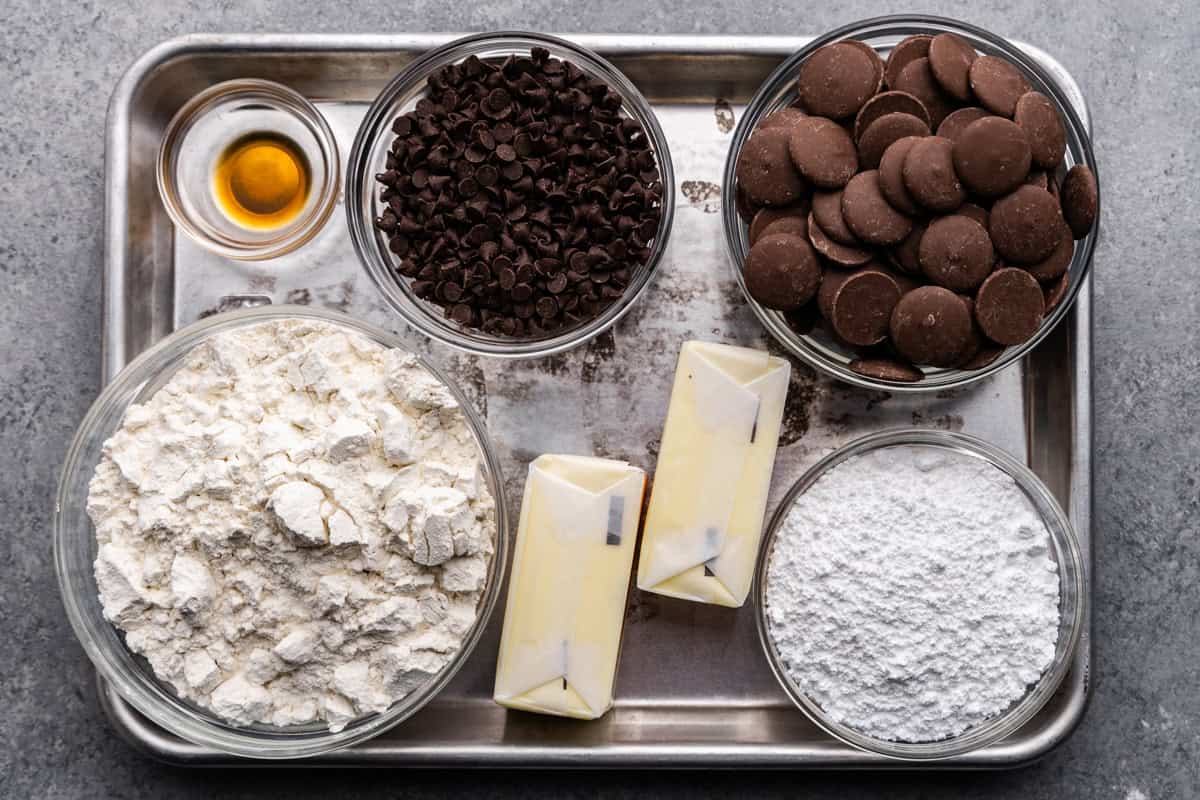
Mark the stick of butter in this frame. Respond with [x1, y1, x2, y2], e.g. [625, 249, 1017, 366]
[636, 340, 790, 608]
[493, 454, 646, 720]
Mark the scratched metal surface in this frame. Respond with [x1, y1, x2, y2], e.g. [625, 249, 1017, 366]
[99, 34, 1089, 766]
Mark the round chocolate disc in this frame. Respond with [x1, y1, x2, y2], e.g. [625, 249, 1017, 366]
[975, 267, 1045, 345]
[857, 112, 931, 170]
[817, 267, 850, 320]
[736, 127, 807, 205]
[928, 33, 978, 101]
[808, 212, 876, 267]
[968, 55, 1031, 117]
[877, 136, 923, 215]
[849, 357, 924, 383]
[884, 34, 933, 89]
[936, 106, 993, 143]
[919, 214, 996, 292]
[843, 39, 886, 94]
[750, 201, 812, 243]
[759, 106, 808, 133]
[893, 57, 956, 128]
[1044, 271, 1070, 314]
[887, 221, 926, 275]
[902, 136, 966, 212]
[1061, 164, 1098, 239]
[989, 185, 1064, 264]
[957, 202, 989, 229]
[829, 267, 903, 346]
[1025, 219, 1074, 282]
[952, 116, 1033, 198]
[759, 215, 810, 243]
[744, 233, 822, 310]
[1013, 91, 1066, 169]
[797, 42, 881, 119]
[841, 170, 914, 246]
[853, 91, 932, 142]
[889, 285, 973, 367]
[787, 116, 859, 189]
[812, 190, 860, 246]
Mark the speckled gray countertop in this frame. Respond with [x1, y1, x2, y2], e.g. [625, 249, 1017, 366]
[2, 0, 1197, 798]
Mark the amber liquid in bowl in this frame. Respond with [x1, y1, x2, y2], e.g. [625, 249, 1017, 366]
[213, 132, 311, 230]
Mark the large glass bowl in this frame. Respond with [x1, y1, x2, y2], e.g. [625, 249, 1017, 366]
[723, 16, 1099, 392]
[53, 306, 510, 759]
[346, 32, 675, 359]
[754, 429, 1086, 760]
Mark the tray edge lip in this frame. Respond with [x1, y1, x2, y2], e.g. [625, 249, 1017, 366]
[98, 30, 1095, 769]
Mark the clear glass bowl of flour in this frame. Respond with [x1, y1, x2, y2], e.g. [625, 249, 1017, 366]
[53, 305, 510, 759]
[753, 429, 1085, 760]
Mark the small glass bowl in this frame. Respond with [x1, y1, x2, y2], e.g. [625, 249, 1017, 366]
[753, 429, 1085, 760]
[346, 32, 675, 359]
[723, 16, 1100, 392]
[53, 306, 510, 759]
[157, 79, 341, 261]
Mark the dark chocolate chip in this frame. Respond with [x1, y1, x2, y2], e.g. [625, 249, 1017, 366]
[853, 90, 932, 142]
[989, 185, 1064, 264]
[975, 267, 1045, 345]
[812, 190, 860, 246]
[919, 214, 996, 292]
[893, 57, 955, 129]
[808, 212, 875, 267]
[952, 116, 1032, 198]
[737, 127, 809, 205]
[856, 112, 931, 170]
[877, 136, 923, 215]
[890, 285, 973, 367]
[884, 35, 933, 90]
[797, 42, 881, 119]
[1013, 91, 1066, 170]
[743, 233, 823, 310]
[968, 55, 1031, 117]
[750, 200, 813, 244]
[849, 357, 925, 382]
[1025, 219, 1075, 282]
[787, 116, 858, 189]
[828, 267, 903, 346]
[936, 106, 993, 143]
[841, 170, 913, 246]
[1060, 164, 1098, 239]
[928, 33, 978, 102]
[902, 136, 966, 212]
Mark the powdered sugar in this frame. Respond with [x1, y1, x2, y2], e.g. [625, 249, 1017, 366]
[764, 444, 1060, 743]
[86, 319, 495, 730]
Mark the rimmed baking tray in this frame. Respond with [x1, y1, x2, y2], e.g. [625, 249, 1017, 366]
[100, 33, 1092, 767]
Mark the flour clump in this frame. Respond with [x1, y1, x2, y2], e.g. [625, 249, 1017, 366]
[87, 319, 495, 730]
[764, 445, 1061, 743]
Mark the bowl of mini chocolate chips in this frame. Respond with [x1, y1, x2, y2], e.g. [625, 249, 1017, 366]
[723, 16, 1099, 391]
[348, 32, 673, 358]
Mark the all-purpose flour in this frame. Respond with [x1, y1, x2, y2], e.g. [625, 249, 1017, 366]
[87, 319, 495, 730]
[765, 445, 1060, 743]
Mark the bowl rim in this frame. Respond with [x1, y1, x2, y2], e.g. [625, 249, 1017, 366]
[345, 30, 676, 359]
[53, 305, 510, 759]
[721, 14, 1100, 393]
[155, 78, 342, 262]
[752, 427, 1086, 760]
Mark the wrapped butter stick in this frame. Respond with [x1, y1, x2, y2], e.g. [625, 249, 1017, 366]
[493, 454, 646, 720]
[637, 341, 790, 608]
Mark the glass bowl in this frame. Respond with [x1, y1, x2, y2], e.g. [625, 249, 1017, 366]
[346, 32, 675, 359]
[722, 15, 1099, 392]
[157, 79, 341, 261]
[753, 428, 1085, 760]
[53, 306, 510, 759]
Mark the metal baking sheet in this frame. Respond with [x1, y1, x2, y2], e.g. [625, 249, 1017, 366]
[100, 33, 1092, 767]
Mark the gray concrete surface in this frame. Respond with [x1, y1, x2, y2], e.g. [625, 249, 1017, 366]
[2, 0, 1197, 798]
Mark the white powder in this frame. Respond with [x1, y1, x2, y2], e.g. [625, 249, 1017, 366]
[764, 445, 1060, 743]
[86, 319, 495, 731]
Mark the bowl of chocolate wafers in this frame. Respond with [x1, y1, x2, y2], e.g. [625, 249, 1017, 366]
[723, 15, 1099, 391]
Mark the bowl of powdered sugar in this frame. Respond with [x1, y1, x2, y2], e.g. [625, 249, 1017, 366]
[756, 428, 1084, 760]
[54, 306, 508, 759]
